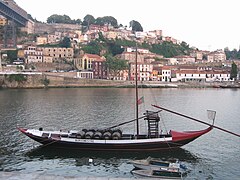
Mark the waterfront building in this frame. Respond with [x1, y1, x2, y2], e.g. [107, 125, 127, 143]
[161, 66, 172, 82]
[74, 53, 107, 79]
[129, 62, 153, 81]
[175, 69, 231, 82]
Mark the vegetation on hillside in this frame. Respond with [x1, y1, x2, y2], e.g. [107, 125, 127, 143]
[81, 32, 192, 58]
[224, 47, 240, 60]
[47, 14, 81, 24]
[130, 20, 143, 32]
[7, 74, 27, 83]
[46, 14, 142, 31]
[230, 61, 238, 80]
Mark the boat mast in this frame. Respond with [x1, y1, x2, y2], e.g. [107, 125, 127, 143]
[135, 42, 139, 138]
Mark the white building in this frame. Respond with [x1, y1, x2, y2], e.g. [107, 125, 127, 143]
[129, 63, 153, 81]
[161, 66, 172, 82]
[175, 69, 231, 82]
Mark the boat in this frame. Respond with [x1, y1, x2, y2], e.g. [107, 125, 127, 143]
[18, 44, 216, 152]
[132, 169, 182, 179]
[129, 157, 185, 171]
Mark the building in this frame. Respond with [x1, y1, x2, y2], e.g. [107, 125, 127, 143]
[103, 31, 118, 40]
[74, 53, 107, 79]
[117, 51, 144, 64]
[92, 56, 108, 79]
[175, 69, 231, 82]
[207, 50, 226, 62]
[190, 50, 203, 60]
[24, 46, 54, 63]
[36, 37, 48, 45]
[48, 32, 62, 44]
[129, 63, 153, 81]
[42, 47, 74, 61]
[89, 24, 109, 32]
[20, 20, 35, 34]
[0, 15, 8, 26]
[174, 55, 196, 64]
[161, 66, 172, 82]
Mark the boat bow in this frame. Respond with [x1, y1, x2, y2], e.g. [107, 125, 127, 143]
[170, 126, 213, 142]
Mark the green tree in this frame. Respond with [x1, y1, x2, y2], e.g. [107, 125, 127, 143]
[82, 14, 95, 26]
[95, 16, 118, 27]
[7, 74, 27, 83]
[6, 50, 18, 63]
[59, 37, 71, 48]
[129, 20, 143, 32]
[47, 14, 80, 24]
[230, 61, 238, 80]
[106, 55, 128, 78]
[108, 43, 124, 56]
[81, 41, 102, 55]
[41, 77, 50, 87]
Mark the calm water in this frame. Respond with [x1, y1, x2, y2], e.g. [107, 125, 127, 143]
[0, 88, 239, 179]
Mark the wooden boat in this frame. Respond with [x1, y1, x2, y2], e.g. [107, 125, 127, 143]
[18, 45, 216, 152]
[129, 157, 183, 170]
[132, 169, 182, 179]
[18, 121, 213, 152]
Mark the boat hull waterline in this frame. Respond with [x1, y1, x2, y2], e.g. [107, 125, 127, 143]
[18, 127, 212, 152]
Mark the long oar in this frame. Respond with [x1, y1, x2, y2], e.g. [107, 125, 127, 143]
[152, 104, 240, 138]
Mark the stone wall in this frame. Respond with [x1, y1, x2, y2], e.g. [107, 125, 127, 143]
[0, 74, 131, 88]
[34, 23, 81, 34]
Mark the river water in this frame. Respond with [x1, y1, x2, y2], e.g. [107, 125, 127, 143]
[0, 88, 239, 179]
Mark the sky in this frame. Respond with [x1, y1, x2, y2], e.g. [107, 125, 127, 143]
[14, 0, 240, 51]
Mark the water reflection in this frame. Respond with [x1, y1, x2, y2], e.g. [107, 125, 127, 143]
[26, 146, 199, 163]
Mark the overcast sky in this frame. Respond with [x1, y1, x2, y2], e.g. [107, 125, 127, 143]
[14, 0, 240, 51]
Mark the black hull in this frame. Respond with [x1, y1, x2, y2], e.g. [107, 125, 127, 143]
[27, 134, 198, 152]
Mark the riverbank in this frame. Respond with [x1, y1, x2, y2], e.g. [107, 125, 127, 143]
[0, 73, 239, 89]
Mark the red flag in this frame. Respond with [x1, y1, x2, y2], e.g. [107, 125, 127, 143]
[137, 96, 144, 105]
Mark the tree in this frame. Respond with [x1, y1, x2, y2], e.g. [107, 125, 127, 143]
[106, 55, 128, 79]
[82, 14, 95, 26]
[94, 16, 118, 27]
[6, 50, 18, 63]
[129, 20, 143, 32]
[81, 41, 102, 55]
[47, 14, 81, 24]
[106, 41, 124, 56]
[230, 61, 238, 80]
[59, 37, 71, 48]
